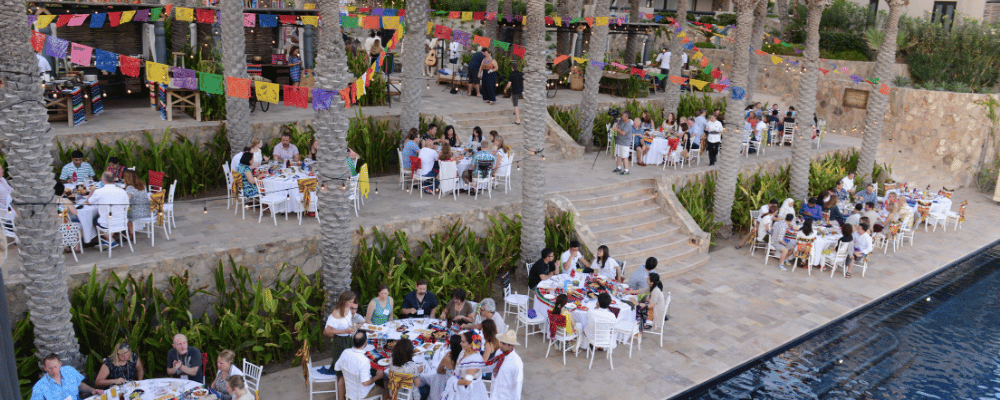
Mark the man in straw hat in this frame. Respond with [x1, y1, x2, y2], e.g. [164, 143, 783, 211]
[484, 330, 523, 400]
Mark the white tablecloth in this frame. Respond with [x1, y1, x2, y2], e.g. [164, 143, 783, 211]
[808, 234, 842, 266]
[642, 137, 670, 165]
[76, 205, 98, 242]
[84, 378, 209, 400]
[456, 158, 473, 190]
[261, 173, 317, 214]
[533, 274, 637, 341]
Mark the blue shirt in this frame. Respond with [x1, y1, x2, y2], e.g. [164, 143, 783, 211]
[857, 190, 878, 206]
[690, 115, 708, 141]
[470, 151, 496, 178]
[799, 204, 823, 220]
[402, 140, 420, 169]
[402, 290, 438, 318]
[32, 366, 85, 400]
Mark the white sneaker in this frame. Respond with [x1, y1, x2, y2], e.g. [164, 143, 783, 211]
[779, 265, 787, 271]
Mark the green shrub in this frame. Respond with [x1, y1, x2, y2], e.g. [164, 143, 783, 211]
[762, 42, 798, 56]
[347, 48, 388, 107]
[818, 32, 873, 60]
[819, 49, 870, 61]
[900, 15, 1000, 92]
[677, 92, 727, 119]
[717, 13, 737, 26]
[892, 76, 912, 87]
[347, 109, 402, 174]
[693, 41, 717, 49]
[547, 105, 583, 142]
[697, 15, 718, 25]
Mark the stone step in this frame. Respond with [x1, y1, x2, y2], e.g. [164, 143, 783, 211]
[565, 186, 656, 208]
[658, 253, 712, 279]
[614, 233, 692, 262]
[573, 194, 658, 218]
[554, 178, 657, 199]
[620, 246, 706, 277]
[581, 203, 663, 226]
[589, 214, 674, 236]
[595, 225, 683, 249]
[451, 115, 517, 125]
[447, 110, 515, 119]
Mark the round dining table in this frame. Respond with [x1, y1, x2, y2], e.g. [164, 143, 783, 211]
[83, 378, 214, 400]
[258, 167, 318, 214]
[533, 273, 638, 341]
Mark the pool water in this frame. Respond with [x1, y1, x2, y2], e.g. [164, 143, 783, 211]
[672, 240, 1000, 400]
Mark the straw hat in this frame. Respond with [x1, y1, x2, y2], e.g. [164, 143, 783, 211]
[497, 330, 520, 346]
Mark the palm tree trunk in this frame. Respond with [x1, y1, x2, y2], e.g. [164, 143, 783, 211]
[856, 0, 906, 185]
[0, 0, 84, 370]
[579, 0, 611, 147]
[400, 0, 427, 133]
[746, 0, 767, 101]
[789, 0, 828, 201]
[662, 0, 689, 117]
[555, 0, 579, 75]
[623, 0, 641, 64]
[171, 0, 190, 54]
[712, 0, 760, 237]
[520, 0, 548, 270]
[220, 0, 252, 154]
[777, 0, 790, 36]
[314, 0, 355, 309]
[485, 0, 500, 40]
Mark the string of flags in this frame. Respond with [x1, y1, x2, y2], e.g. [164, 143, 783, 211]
[31, 30, 403, 110]
[755, 33, 891, 95]
[27, 4, 323, 29]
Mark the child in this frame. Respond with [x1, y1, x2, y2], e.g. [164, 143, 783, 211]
[288, 47, 302, 86]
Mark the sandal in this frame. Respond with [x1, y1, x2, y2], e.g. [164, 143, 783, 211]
[845, 272, 852, 278]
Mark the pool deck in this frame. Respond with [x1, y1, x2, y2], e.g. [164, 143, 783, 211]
[249, 188, 1000, 400]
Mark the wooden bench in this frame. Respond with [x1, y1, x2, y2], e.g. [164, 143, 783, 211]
[436, 72, 468, 88]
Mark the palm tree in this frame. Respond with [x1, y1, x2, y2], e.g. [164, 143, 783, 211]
[746, 0, 767, 101]
[623, 0, 641, 64]
[313, 0, 355, 307]
[520, 0, 548, 269]
[578, 0, 611, 147]
[712, 0, 762, 237]
[662, 0, 688, 117]
[219, 0, 252, 154]
[789, 0, 830, 201]
[400, 0, 428, 132]
[485, 0, 500, 40]
[777, 0, 791, 36]
[0, 0, 84, 370]
[855, 0, 908, 184]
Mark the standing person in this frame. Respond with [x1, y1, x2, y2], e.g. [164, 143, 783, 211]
[612, 111, 633, 175]
[449, 40, 463, 70]
[467, 47, 487, 97]
[31, 354, 104, 400]
[841, 172, 857, 197]
[705, 114, 723, 166]
[688, 109, 707, 151]
[94, 342, 145, 388]
[485, 330, 524, 400]
[322, 290, 358, 396]
[654, 48, 670, 91]
[60, 150, 96, 183]
[480, 51, 498, 104]
[167, 334, 203, 382]
[401, 279, 439, 318]
[504, 66, 524, 124]
[528, 248, 557, 291]
[288, 47, 302, 86]
[365, 284, 395, 325]
[334, 332, 386, 400]
[560, 240, 591, 272]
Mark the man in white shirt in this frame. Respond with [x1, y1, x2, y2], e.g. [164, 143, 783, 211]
[861, 202, 881, 229]
[363, 31, 377, 54]
[462, 298, 508, 335]
[334, 332, 386, 399]
[753, 118, 768, 152]
[448, 41, 462, 66]
[845, 222, 872, 278]
[841, 172, 856, 196]
[37, 53, 52, 81]
[86, 171, 130, 246]
[577, 293, 618, 353]
[654, 48, 670, 90]
[417, 139, 439, 195]
[272, 132, 300, 162]
[560, 240, 591, 272]
[487, 330, 524, 400]
[705, 114, 723, 165]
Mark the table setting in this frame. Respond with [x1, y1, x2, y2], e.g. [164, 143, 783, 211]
[807, 222, 844, 266]
[83, 378, 214, 400]
[360, 318, 479, 372]
[63, 179, 127, 243]
[533, 272, 637, 336]
[257, 161, 317, 214]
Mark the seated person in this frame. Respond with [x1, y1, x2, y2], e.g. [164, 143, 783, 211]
[461, 298, 507, 334]
[824, 194, 846, 225]
[401, 279, 438, 318]
[549, 294, 578, 350]
[528, 248, 557, 291]
[845, 222, 872, 278]
[758, 199, 779, 221]
[212, 350, 244, 400]
[560, 240, 591, 272]
[60, 150, 96, 183]
[365, 284, 395, 325]
[462, 140, 496, 185]
[32, 354, 104, 400]
[770, 214, 797, 271]
[95, 342, 145, 388]
[54, 183, 79, 223]
[845, 203, 863, 226]
[272, 132, 301, 162]
[798, 197, 823, 221]
[417, 139, 440, 195]
[776, 219, 816, 268]
[578, 293, 617, 352]
[629, 118, 651, 166]
[589, 245, 620, 281]
[105, 157, 126, 182]
[402, 128, 421, 170]
[86, 171, 130, 246]
[167, 334, 203, 382]
[833, 180, 849, 203]
[334, 331, 386, 399]
[440, 288, 476, 325]
[855, 184, 878, 206]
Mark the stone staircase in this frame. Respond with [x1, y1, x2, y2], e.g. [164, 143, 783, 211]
[556, 178, 710, 278]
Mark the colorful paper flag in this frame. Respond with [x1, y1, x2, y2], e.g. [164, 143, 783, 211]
[198, 72, 224, 94]
[35, 15, 56, 29]
[473, 35, 491, 48]
[301, 16, 319, 27]
[669, 76, 687, 85]
[596, 17, 608, 26]
[434, 25, 451, 40]
[281, 88, 304, 111]
[70, 43, 93, 66]
[243, 13, 256, 27]
[342, 16, 359, 28]
[870, 77, 880, 84]
[259, 14, 278, 28]
[710, 83, 728, 92]
[50, 14, 69, 28]
[452, 30, 471, 46]
[731, 86, 746, 100]
[590, 60, 606, 69]
[120, 10, 136, 24]
[512, 45, 525, 58]
[68, 14, 89, 27]
[150, 7, 163, 21]
[878, 83, 891, 95]
[545, 16, 553, 25]
[474, 12, 485, 20]
[493, 41, 509, 51]
[426, 21, 434, 35]
[449, 11, 461, 19]
[175, 7, 194, 22]
[553, 16, 562, 26]
[135, 9, 150, 22]
[382, 16, 401, 29]
[553, 55, 570, 66]
[818, 68, 829, 75]
[279, 15, 297, 25]
[95, 49, 118, 73]
[572, 57, 587, 64]
[356, 77, 366, 96]
[145, 61, 169, 84]
[254, 81, 280, 104]
[119, 55, 141, 78]
[363, 16, 380, 29]
[108, 11, 122, 27]
[30, 31, 45, 53]
[226, 77, 251, 99]
[770, 55, 782, 65]
[338, 88, 352, 109]
[196, 9, 215, 23]
[27, 15, 36, 26]
[45, 36, 69, 59]
[690, 79, 709, 90]
[755, 49, 768, 56]
[711, 68, 722, 79]
[462, 11, 473, 20]
[173, 68, 198, 90]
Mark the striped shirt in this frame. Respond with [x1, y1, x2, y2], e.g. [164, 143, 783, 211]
[59, 162, 96, 182]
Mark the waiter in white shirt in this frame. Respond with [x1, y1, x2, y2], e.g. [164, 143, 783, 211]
[37, 53, 52, 81]
[486, 331, 523, 400]
[654, 48, 670, 90]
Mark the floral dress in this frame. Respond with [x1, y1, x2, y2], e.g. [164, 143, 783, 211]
[289, 56, 302, 83]
[234, 164, 259, 198]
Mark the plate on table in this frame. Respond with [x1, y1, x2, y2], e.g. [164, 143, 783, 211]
[620, 284, 629, 290]
[579, 306, 589, 311]
[543, 294, 555, 300]
[565, 304, 577, 310]
[128, 389, 144, 399]
[190, 388, 209, 398]
[377, 358, 391, 367]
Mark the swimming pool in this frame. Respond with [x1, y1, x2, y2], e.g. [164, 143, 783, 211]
[671, 239, 1000, 400]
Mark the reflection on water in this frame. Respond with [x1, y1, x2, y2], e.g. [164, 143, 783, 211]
[674, 242, 1000, 400]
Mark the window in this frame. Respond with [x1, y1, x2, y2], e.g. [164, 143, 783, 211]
[868, 0, 879, 26]
[932, 1, 957, 28]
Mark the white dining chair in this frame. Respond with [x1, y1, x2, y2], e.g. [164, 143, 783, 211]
[256, 180, 287, 225]
[545, 314, 579, 365]
[638, 291, 671, 349]
[501, 272, 528, 320]
[613, 318, 639, 359]
[470, 160, 494, 200]
[826, 241, 852, 278]
[514, 300, 545, 346]
[95, 205, 133, 258]
[437, 161, 459, 200]
[343, 369, 381, 400]
[242, 358, 263, 397]
[162, 180, 177, 234]
[222, 163, 233, 210]
[587, 320, 616, 370]
[0, 207, 18, 260]
[493, 152, 513, 193]
[58, 223, 84, 262]
[304, 358, 337, 400]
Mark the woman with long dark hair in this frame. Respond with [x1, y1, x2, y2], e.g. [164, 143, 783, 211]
[589, 245, 620, 281]
[439, 331, 488, 399]
[442, 125, 461, 148]
[388, 339, 422, 400]
[639, 272, 666, 330]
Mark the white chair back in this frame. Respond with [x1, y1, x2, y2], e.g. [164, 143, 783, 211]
[342, 369, 368, 400]
[592, 320, 615, 348]
[0, 207, 16, 240]
[242, 358, 263, 395]
[102, 205, 130, 231]
[167, 180, 177, 203]
[438, 161, 458, 197]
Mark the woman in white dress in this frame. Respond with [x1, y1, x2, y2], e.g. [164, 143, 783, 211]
[590, 245, 620, 281]
[249, 138, 269, 168]
[440, 331, 489, 400]
[777, 198, 796, 221]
